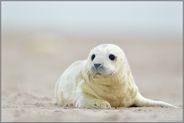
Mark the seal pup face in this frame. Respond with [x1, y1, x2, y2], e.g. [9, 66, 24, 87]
[86, 44, 127, 78]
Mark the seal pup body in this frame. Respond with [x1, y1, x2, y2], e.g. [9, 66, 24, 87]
[55, 44, 176, 108]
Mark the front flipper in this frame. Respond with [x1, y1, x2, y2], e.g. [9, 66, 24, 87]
[75, 96, 111, 109]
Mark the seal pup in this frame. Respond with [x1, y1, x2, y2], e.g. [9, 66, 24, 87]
[55, 44, 176, 108]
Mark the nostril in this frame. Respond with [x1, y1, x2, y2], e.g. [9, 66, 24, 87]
[94, 64, 101, 69]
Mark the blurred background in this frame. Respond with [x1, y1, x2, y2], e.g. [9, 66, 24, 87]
[1, 1, 182, 116]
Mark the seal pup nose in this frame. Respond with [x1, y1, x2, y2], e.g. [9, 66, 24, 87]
[94, 64, 101, 69]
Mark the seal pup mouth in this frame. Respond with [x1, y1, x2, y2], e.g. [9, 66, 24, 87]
[92, 71, 116, 79]
[93, 72, 102, 78]
[95, 73, 101, 75]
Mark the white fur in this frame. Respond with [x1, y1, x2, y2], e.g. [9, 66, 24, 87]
[55, 44, 176, 108]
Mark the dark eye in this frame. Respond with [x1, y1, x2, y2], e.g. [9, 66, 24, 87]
[109, 54, 116, 61]
[91, 54, 95, 61]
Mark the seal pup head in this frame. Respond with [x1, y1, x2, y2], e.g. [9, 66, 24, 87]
[85, 44, 128, 79]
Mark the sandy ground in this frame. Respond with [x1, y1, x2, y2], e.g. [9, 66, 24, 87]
[1, 30, 183, 122]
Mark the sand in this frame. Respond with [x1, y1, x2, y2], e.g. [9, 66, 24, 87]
[1, 31, 183, 122]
